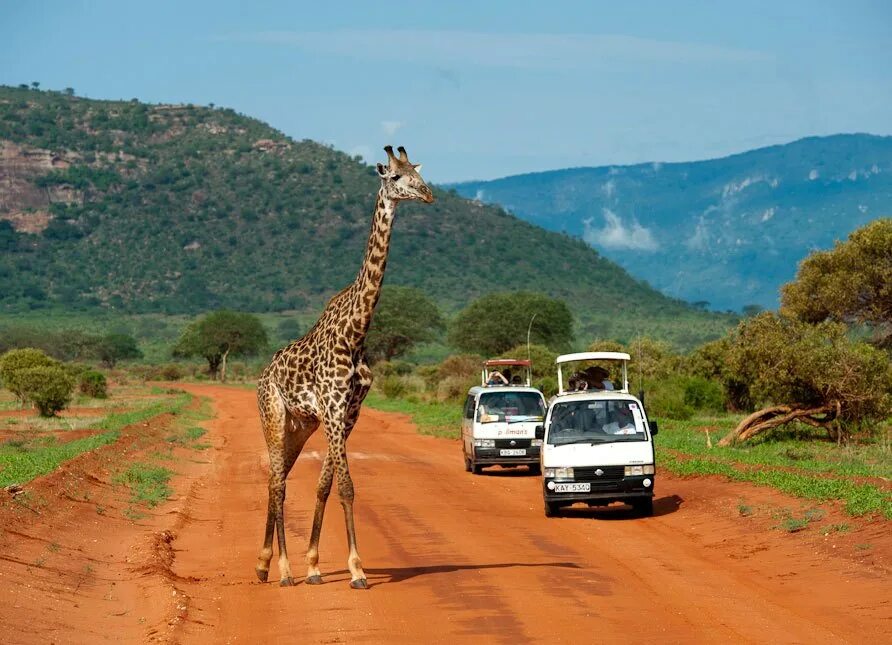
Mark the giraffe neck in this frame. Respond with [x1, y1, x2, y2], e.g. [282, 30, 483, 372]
[348, 186, 397, 341]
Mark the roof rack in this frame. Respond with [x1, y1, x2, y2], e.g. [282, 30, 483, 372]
[555, 352, 631, 395]
[481, 358, 532, 387]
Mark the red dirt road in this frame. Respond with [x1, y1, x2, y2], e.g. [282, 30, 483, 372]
[2, 383, 890, 643]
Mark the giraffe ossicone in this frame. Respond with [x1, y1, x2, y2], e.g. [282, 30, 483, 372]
[254, 145, 434, 588]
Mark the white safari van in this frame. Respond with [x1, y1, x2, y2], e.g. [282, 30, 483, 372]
[461, 359, 547, 475]
[540, 352, 659, 517]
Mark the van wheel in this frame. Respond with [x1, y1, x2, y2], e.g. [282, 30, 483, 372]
[471, 462, 483, 475]
[544, 500, 559, 517]
[528, 464, 541, 476]
[632, 497, 654, 517]
[463, 451, 471, 472]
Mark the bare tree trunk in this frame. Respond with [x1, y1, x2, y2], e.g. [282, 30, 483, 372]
[220, 348, 231, 383]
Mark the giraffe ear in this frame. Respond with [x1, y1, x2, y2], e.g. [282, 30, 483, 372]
[412, 164, 423, 173]
[376, 163, 388, 178]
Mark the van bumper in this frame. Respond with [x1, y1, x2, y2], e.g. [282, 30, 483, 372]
[543, 475, 655, 504]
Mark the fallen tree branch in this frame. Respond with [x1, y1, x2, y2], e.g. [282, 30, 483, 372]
[718, 404, 837, 446]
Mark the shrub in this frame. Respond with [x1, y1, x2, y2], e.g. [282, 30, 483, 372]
[643, 376, 694, 420]
[79, 370, 108, 398]
[436, 376, 469, 403]
[682, 376, 724, 413]
[0, 348, 59, 404]
[159, 363, 184, 380]
[379, 375, 409, 399]
[15, 365, 75, 416]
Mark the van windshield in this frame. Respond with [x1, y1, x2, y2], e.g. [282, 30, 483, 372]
[477, 392, 545, 423]
[547, 399, 647, 445]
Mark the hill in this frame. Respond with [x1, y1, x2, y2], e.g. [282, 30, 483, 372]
[0, 86, 732, 348]
[450, 135, 892, 311]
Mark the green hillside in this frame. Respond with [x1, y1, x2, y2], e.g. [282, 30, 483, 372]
[0, 86, 733, 347]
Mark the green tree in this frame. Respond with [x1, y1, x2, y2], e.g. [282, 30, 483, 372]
[366, 286, 445, 363]
[718, 313, 892, 445]
[173, 310, 268, 381]
[16, 366, 75, 416]
[781, 218, 892, 348]
[0, 348, 59, 405]
[94, 333, 143, 367]
[276, 318, 303, 343]
[448, 292, 573, 356]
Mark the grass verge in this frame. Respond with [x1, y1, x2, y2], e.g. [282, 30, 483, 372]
[364, 392, 460, 439]
[113, 463, 173, 507]
[0, 392, 191, 487]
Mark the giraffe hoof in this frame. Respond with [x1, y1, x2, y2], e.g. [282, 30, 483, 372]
[306, 575, 324, 585]
[255, 567, 269, 583]
[350, 578, 369, 590]
[279, 577, 295, 587]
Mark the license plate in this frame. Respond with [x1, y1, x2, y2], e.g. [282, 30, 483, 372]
[554, 482, 590, 493]
[499, 448, 526, 456]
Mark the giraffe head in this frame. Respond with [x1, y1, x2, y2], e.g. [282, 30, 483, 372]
[376, 146, 435, 204]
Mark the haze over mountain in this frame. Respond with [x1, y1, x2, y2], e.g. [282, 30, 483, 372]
[0, 86, 733, 348]
[451, 135, 892, 311]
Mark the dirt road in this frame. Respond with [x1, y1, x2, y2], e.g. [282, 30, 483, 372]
[2, 383, 890, 643]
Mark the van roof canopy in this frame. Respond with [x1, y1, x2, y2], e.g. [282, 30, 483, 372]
[483, 359, 531, 367]
[556, 352, 631, 365]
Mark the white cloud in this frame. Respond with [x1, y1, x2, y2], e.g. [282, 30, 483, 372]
[381, 120, 403, 136]
[808, 169, 819, 181]
[584, 209, 658, 251]
[474, 189, 487, 202]
[226, 30, 771, 70]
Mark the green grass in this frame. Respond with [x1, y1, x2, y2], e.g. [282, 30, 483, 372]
[364, 392, 461, 439]
[657, 415, 892, 480]
[658, 450, 892, 519]
[113, 462, 173, 507]
[0, 392, 191, 487]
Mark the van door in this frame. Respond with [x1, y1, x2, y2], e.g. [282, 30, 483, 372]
[461, 394, 476, 454]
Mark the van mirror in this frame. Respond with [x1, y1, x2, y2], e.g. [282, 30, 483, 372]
[649, 420, 659, 436]
[535, 425, 545, 439]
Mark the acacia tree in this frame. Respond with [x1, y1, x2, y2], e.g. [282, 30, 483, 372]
[366, 286, 444, 363]
[781, 218, 892, 348]
[717, 313, 891, 446]
[173, 311, 268, 382]
[448, 292, 573, 356]
[0, 348, 60, 405]
[94, 333, 143, 367]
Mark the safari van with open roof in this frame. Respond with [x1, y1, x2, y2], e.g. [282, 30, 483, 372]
[461, 359, 547, 475]
[539, 352, 658, 517]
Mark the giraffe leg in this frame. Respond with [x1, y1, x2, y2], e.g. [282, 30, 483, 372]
[256, 383, 302, 586]
[334, 442, 367, 589]
[305, 454, 333, 584]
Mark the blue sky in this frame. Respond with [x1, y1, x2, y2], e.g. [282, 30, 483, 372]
[2, 1, 891, 181]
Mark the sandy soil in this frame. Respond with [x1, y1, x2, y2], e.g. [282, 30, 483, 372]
[0, 383, 889, 644]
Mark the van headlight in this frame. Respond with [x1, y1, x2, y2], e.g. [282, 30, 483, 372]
[544, 467, 574, 479]
[474, 439, 495, 448]
[530, 439, 543, 447]
[625, 464, 655, 476]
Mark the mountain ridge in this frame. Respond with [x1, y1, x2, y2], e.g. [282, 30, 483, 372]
[450, 133, 892, 310]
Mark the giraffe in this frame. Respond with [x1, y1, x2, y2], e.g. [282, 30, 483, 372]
[254, 145, 434, 589]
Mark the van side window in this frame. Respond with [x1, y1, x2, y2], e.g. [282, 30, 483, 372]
[463, 396, 476, 419]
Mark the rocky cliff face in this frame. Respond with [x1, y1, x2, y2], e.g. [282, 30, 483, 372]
[0, 141, 82, 233]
